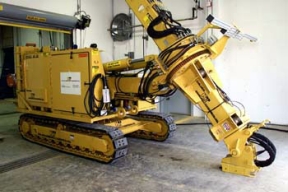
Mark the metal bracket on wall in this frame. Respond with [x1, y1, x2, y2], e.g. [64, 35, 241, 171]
[192, 0, 204, 20]
[124, 52, 134, 59]
[142, 35, 149, 41]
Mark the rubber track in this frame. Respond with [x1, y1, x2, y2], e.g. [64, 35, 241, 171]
[128, 111, 177, 141]
[19, 114, 128, 163]
[0, 150, 59, 174]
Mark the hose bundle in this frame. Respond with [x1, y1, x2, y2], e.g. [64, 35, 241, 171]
[248, 132, 277, 167]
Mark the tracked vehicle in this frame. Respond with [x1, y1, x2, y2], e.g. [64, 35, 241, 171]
[15, 0, 276, 176]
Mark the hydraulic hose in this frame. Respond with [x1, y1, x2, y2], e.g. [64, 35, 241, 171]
[248, 132, 277, 167]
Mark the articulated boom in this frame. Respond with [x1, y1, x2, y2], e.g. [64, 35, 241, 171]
[125, 0, 276, 176]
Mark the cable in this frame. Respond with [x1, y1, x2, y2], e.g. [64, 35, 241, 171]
[158, 36, 196, 70]
[211, 80, 247, 118]
[250, 122, 288, 127]
[248, 132, 276, 167]
[249, 123, 288, 133]
[231, 100, 246, 115]
[145, 9, 195, 71]
[84, 74, 106, 117]
[260, 127, 288, 133]
[147, 10, 191, 39]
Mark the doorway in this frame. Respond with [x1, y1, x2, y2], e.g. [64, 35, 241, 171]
[0, 26, 14, 99]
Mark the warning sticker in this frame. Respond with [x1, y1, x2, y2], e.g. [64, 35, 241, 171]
[78, 53, 88, 58]
[222, 122, 231, 132]
[60, 72, 81, 95]
[106, 61, 120, 69]
[26, 15, 47, 22]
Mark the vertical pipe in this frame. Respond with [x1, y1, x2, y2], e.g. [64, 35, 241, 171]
[112, 0, 115, 60]
[133, 12, 136, 58]
[79, 0, 83, 48]
[142, 27, 145, 58]
[74, 0, 78, 47]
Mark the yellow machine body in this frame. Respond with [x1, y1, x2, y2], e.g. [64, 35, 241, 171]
[16, 47, 157, 121]
[16, 0, 276, 176]
[16, 45, 176, 163]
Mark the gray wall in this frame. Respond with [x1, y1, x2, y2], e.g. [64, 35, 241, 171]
[213, 0, 288, 124]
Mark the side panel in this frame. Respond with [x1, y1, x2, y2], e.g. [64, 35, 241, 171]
[50, 51, 90, 114]
[24, 54, 50, 107]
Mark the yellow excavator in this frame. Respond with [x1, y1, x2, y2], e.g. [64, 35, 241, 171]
[15, 0, 276, 177]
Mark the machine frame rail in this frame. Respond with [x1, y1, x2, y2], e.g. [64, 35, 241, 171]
[129, 111, 177, 141]
[18, 114, 128, 163]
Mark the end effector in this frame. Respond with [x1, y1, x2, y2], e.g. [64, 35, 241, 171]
[206, 14, 257, 42]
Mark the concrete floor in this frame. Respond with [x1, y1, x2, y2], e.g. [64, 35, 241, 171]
[0, 101, 288, 192]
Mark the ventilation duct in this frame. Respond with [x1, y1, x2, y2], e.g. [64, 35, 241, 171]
[0, 3, 90, 33]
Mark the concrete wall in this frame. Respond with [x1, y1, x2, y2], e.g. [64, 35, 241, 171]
[0, 0, 113, 52]
[212, 0, 288, 124]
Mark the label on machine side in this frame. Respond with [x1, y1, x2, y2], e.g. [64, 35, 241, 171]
[60, 72, 81, 95]
[26, 15, 47, 22]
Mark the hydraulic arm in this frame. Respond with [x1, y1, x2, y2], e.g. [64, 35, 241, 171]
[125, 0, 276, 176]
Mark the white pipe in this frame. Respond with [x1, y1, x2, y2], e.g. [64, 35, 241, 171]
[112, 0, 115, 60]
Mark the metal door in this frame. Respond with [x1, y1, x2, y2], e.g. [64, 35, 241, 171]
[160, 90, 191, 115]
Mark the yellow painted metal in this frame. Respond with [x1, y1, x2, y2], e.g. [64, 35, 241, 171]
[125, 0, 273, 177]
[17, 93, 32, 111]
[18, 115, 119, 162]
[14, 2, 176, 164]
[24, 53, 50, 107]
[14, 0, 273, 176]
[103, 54, 160, 72]
[221, 144, 260, 177]
[106, 58, 173, 99]
[50, 50, 93, 114]
[129, 55, 151, 70]
[196, 23, 220, 37]
[15, 46, 40, 110]
[221, 120, 269, 177]
[16, 47, 103, 121]
[105, 118, 162, 135]
[195, 23, 229, 60]
[17, 108, 119, 123]
[125, 0, 179, 50]
[208, 36, 230, 60]
[30, 124, 109, 153]
[165, 44, 260, 176]
[15, 46, 157, 124]
[103, 58, 131, 72]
